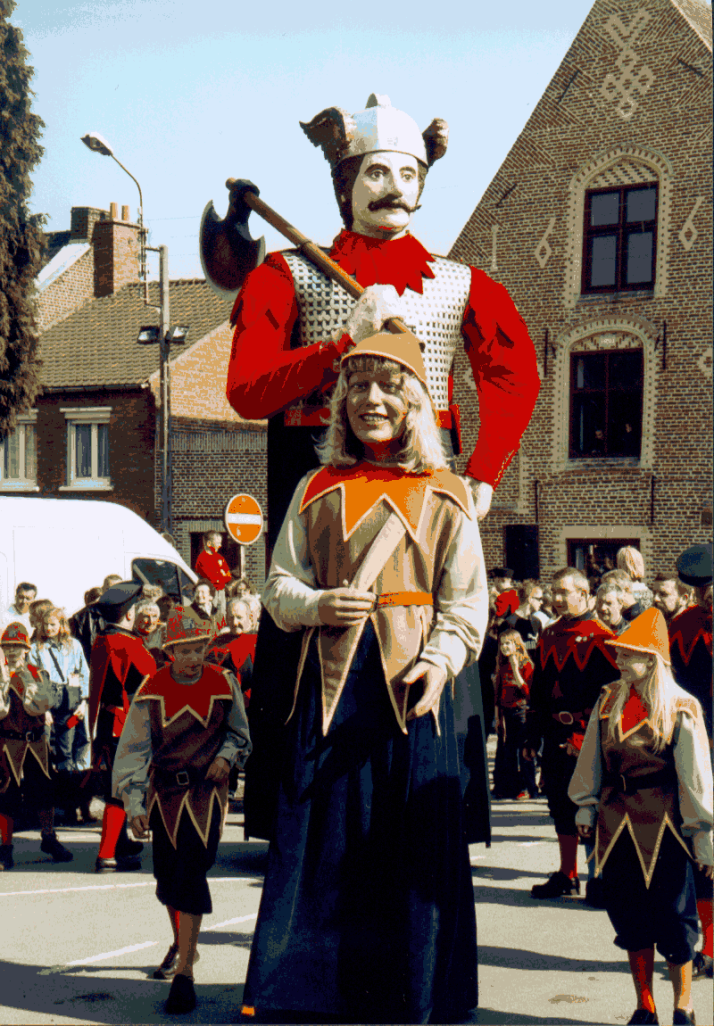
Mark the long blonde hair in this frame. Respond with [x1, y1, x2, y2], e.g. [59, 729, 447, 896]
[35, 607, 73, 650]
[617, 545, 646, 582]
[605, 652, 696, 752]
[316, 355, 449, 474]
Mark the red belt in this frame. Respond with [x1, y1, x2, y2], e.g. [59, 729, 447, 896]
[284, 408, 454, 429]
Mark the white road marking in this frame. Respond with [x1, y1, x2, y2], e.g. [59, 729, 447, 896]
[518, 841, 544, 847]
[0, 876, 261, 898]
[69, 941, 158, 966]
[203, 913, 258, 931]
[470, 855, 486, 862]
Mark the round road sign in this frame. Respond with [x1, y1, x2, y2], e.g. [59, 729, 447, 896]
[224, 493, 263, 546]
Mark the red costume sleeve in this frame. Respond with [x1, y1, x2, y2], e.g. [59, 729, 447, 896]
[461, 268, 541, 487]
[521, 660, 534, 698]
[226, 254, 353, 420]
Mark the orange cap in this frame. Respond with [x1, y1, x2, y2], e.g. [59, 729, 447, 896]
[605, 607, 671, 664]
[341, 330, 429, 390]
[1, 622, 31, 649]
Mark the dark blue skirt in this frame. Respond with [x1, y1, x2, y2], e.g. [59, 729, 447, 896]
[243, 623, 478, 1024]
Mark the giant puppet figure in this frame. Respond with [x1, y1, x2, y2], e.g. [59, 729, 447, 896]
[216, 93, 541, 839]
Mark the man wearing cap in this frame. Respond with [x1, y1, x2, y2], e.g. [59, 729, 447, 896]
[0, 622, 73, 869]
[113, 614, 251, 1014]
[239, 331, 487, 1024]
[524, 567, 620, 902]
[89, 582, 157, 872]
[670, 543, 713, 981]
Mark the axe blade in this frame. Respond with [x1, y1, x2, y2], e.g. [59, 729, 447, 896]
[199, 197, 266, 300]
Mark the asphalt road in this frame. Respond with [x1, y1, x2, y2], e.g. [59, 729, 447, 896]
[0, 744, 711, 1026]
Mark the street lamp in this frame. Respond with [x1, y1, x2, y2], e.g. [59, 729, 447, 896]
[81, 132, 179, 533]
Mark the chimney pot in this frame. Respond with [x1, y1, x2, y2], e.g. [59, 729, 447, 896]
[121, 205, 130, 221]
[109, 201, 119, 220]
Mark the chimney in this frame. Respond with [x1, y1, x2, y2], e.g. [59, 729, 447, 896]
[121, 205, 130, 221]
[70, 206, 108, 242]
[93, 200, 141, 298]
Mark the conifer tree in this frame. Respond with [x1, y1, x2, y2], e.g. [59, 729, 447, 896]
[0, 0, 44, 440]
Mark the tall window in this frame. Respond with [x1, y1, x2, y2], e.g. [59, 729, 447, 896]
[0, 413, 37, 489]
[61, 407, 112, 489]
[569, 350, 643, 458]
[582, 184, 657, 293]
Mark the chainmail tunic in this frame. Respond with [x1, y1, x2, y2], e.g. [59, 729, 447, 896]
[282, 251, 471, 412]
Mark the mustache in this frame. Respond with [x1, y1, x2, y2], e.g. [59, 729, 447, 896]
[368, 195, 422, 214]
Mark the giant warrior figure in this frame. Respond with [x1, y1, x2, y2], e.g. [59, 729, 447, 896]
[214, 93, 541, 839]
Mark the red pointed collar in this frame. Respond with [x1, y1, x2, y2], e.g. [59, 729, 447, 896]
[329, 231, 435, 296]
[669, 605, 712, 666]
[300, 462, 470, 542]
[135, 665, 232, 728]
[539, 616, 619, 673]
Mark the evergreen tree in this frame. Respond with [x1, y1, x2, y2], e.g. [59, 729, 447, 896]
[0, 0, 44, 440]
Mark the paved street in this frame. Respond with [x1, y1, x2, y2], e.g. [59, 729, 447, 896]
[0, 742, 711, 1026]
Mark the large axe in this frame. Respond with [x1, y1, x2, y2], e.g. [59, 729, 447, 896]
[200, 179, 410, 334]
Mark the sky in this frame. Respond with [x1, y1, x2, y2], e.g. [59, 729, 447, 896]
[13, 0, 710, 282]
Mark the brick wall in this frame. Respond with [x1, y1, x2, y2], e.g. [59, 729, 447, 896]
[450, 0, 712, 582]
[36, 387, 157, 522]
[94, 217, 141, 299]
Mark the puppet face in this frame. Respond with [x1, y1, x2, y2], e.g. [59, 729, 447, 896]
[3, 644, 27, 670]
[346, 368, 408, 450]
[552, 576, 588, 618]
[172, 640, 209, 675]
[615, 648, 653, 682]
[226, 602, 251, 634]
[351, 152, 420, 238]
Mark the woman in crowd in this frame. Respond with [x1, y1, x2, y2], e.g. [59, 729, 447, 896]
[240, 331, 488, 1024]
[493, 628, 537, 800]
[569, 608, 712, 1026]
[30, 607, 91, 823]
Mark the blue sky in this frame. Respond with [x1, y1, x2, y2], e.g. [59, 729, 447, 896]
[14, 0, 708, 279]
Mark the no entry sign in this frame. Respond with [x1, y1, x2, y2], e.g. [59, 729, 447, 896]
[224, 493, 264, 546]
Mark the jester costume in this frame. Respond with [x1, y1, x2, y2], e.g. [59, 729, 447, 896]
[0, 661, 53, 815]
[242, 460, 488, 1023]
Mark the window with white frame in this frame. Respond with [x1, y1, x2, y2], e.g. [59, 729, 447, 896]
[0, 412, 38, 489]
[61, 408, 112, 489]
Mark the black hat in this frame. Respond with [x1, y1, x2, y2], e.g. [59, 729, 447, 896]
[96, 581, 143, 622]
[676, 543, 713, 587]
[489, 567, 514, 579]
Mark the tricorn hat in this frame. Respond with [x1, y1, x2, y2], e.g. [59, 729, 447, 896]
[300, 94, 448, 169]
[605, 607, 671, 665]
[676, 543, 713, 587]
[1, 622, 31, 649]
[341, 330, 429, 391]
[95, 581, 143, 622]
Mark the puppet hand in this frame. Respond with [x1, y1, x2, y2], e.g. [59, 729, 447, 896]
[466, 479, 493, 520]
[318, 588, 375, 627]
[696, 861, 714, 879]
[404, 661, 448, 721]
[206, 756, 231, 784]
[577, 823, 594, 840]
[130, 814, 150, 839]
[341, 285, 404, 345]
[560, 740, 581, 757]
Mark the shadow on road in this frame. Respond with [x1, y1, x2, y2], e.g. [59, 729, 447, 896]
[471, 878, 605, 912]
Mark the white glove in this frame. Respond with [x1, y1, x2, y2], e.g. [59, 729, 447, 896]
[466, 479, 493, 520]
[338, 284, 405, 345]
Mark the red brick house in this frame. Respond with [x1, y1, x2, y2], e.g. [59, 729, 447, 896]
[450, 0, 712, 581]
[2, 204, 269, 589]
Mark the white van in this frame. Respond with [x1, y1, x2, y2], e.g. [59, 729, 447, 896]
[0, 497, 197, 618]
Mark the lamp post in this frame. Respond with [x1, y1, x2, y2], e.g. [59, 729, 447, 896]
[81, 133, 185, 533]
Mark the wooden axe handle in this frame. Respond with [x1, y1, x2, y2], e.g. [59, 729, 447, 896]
[230, 181, 409, 336]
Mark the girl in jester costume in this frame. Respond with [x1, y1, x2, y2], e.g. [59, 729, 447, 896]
[569, 608, 713, 1026]
[240, 329, 488, 1024]
[113, 612, 251, 1015]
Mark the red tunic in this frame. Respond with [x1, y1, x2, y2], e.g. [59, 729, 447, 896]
[195, 549, 233, 591]
[227, 231, 540, 488]
[496, 660, 533, 708]
[89, 628, 157, 740]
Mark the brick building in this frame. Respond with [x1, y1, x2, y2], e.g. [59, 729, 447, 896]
[450, 0, 712, 582]
[2, 205, 268, 590]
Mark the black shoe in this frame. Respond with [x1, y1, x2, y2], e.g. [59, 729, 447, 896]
[584, 877, 606, 908]
[95, 855, 142, 873]
[152, 942, 179, 980]
[0, 844, 14, 870]
[672, 1010, 696, 1025]
[40, 832, 73, 862]
[531, 871, 580, 899]
[692, 951, 713, 979]
[115, 832, 144, 858]
[165, 973, 196, 1014]
[627, 1010, 659, 1025]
